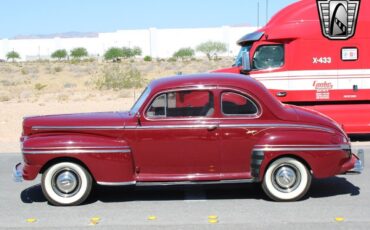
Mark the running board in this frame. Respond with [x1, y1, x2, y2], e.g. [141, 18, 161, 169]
[136, 179, 255, 187]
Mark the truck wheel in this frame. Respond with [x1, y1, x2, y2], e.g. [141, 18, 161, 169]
[41, 162, 92, 206]
[262, 157, 311, 201]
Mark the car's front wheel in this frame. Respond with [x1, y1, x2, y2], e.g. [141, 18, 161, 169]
[41, 162, 92, 206]
[262, 157, 311, 201]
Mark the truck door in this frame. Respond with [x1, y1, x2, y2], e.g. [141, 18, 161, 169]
[249, 42, 290, 100]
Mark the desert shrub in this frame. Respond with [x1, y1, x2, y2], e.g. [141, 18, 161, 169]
[173, 47, 195, 61]
[64, 83, 77, 88]
[34, 83, 47, 91]
[51, 49, 67, 60]
[167, 57, 177, 62]
[196, 41, 227, 60]
[21, 68, 29, 75]
[0, 95, 10, 102]
[96, 65, 144, 90]
[54, 66, 63, 72]
[144, 56, 152, 62]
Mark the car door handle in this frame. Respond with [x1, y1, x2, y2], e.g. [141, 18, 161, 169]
[276, 91, 287, 97]
[207, 125, 219, 131]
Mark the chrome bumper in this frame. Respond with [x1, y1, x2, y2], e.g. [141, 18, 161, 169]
[13, 163, 23, 182]
[349, 150, 364, 174]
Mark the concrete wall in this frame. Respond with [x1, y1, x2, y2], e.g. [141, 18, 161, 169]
[0, 26, 257, 61]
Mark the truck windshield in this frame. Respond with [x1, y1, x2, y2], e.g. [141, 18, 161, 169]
[233, 45, 251, 67]
[130, 87, 151, 114]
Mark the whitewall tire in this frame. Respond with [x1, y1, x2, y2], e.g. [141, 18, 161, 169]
[41, 162, 92, 206]
[262, 157, 311, 201]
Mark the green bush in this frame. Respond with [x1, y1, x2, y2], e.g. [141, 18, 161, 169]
[143, 56, 152, 62]
[6, 51, 20, 62]
[51, 49, 67, 60]
[196, 41, 227, 60]
[70, 47, 88, 60]
[96, 65, 144, 90]
[173, 47, 195, 61]
[121, 46, 142, 59]
[104, 47, 123, 61]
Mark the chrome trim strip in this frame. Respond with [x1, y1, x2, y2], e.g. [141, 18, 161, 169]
[32, 123, 333, 133]
[219, 123, 334, 133]
[254, 144, 350, 149]
[253, 147, 346, 152]
[253, 147, 343, 151]
[32, 126, 125, 130]
[136, 179, 255, 186]
[22, 149, 131, 154]
[23, 146, 130, 150]
[97, 181, 137, 186]
[136, 124, 219, 130]
[253, 144, 350, 150]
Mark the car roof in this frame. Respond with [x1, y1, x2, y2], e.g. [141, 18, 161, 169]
[149, 73, 263, 91]
[148, 73, 290, 120]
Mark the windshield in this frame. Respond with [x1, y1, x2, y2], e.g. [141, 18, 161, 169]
[233, 45, 251, 67]
[130, 87, 151, 114]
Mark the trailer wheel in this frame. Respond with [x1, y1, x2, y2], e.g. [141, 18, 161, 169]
[262, 157, 311, 201]
[41, 162, 92, 206]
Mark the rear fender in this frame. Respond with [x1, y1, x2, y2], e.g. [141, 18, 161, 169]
[22, 134, 135, 183]
[253, 130, 348, 180]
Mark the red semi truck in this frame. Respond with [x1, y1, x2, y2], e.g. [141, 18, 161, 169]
[214, 0, 370, 135]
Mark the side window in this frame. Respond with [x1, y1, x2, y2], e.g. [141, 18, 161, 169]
[146, 90, 214, 118]
[221, 92, 258, 116]
[253, 45, 284, 70]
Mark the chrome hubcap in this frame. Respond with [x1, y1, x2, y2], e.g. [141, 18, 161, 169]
[272, 164, 301, 193]
[52, 168, 81, 197]
[56, 171, 78, 193]
[275, 166, 296, 188]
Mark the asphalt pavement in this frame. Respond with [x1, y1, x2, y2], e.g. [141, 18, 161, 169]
[1, 142, 369, 229]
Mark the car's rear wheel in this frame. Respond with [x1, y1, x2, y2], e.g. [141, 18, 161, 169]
[262, 157, 311, 201]
[41, 162, 92, 206]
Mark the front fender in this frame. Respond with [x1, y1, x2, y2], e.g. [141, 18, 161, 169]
[22, 134, 135, 183]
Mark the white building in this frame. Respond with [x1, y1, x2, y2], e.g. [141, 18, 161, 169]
[0, 26, 257, 61]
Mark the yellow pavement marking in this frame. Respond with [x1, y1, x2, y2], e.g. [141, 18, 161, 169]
[148, 215, 157, 220]
[26, 218, 37, 223]
[335, 217, 345, 222]
[89, 216, 101, 225]
[208, 215, 219, 224]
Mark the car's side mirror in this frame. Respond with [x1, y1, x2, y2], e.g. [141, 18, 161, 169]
[242, 51, 251, 72]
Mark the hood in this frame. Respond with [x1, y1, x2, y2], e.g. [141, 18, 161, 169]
[23, 111, 133, 136]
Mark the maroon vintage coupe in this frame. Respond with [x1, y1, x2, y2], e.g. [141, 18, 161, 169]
[14, 73, 362, 206]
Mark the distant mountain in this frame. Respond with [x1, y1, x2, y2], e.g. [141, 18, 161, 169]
[13, 32, 99, 39]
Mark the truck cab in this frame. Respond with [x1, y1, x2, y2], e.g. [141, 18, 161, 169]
[214, 0, 370, 134]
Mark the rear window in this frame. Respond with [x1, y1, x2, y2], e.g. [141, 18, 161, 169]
[221, 92, 258, 116]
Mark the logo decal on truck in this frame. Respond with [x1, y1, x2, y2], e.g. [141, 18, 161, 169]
[317, 0, 360, 40]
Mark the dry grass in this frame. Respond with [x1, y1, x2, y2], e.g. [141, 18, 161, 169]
[0, 58, 233, 103]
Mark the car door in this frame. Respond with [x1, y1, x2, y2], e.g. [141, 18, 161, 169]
[218, 90, 262, 180]
[133, 88, 221, 182]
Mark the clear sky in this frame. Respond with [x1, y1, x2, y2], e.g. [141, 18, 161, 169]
[0, 0, 297, 39]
